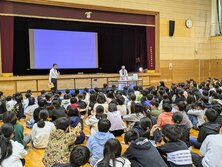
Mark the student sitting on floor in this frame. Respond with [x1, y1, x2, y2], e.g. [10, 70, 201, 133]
[95, 138, 131, 167]
[154, 124, 193, 167]
[172, 112, 191, 148]
[3, 111, 31, 147]
[157, 102, 174, 127]
[192, 126, 222, 167]
[67, 106, 85, 144]
[0, 123, 27, 167]
[85, 105, 107, 136]
[53, 146, 90, 167]
[87, 118, 115, 167]
[51, 100, 67, 122]
[132, 117, 152, 139]
[107, 103, 126, 136]
[24, 97, 38, 122]
[31, 110, 55, 148]
[43, 117, 78, 167]
[13, 93, 25, 119]
[190, 108, 221, 149]
[123, 103, 144, 128]
[123, 129, 168, 167]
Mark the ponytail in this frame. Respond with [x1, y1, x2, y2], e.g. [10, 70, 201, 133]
[37, 119, 45, 128]
[0, 135, 12, 165]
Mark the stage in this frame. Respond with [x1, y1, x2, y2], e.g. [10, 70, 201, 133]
[0, 73, 161, 95]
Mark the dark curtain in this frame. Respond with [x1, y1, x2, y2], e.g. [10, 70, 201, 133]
[0, 16, 14, 73]
[13, 17, 147, 75]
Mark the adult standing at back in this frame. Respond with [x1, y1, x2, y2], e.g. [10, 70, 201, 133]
[49, 64, 60, 91]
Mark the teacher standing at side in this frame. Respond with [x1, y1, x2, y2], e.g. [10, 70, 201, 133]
[49, 64, 60, 91]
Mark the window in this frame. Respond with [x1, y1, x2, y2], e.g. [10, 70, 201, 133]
[211, 0, 222, 36]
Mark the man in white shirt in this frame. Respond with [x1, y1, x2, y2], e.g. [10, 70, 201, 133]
[49, 64, 60, 90]
[119, 65, 128, 90]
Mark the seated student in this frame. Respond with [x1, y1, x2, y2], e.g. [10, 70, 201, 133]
[77, 94, 88, 116]
[24, 97, 38, 121]
[95, 138, 131, 167]
[13, 94, 25, 119]
[45, 93, 52, 107]
[33, 98, 46, 123]
[190, 109, 220, 149]
[93, 93, 109, 113]
[3, 111, 31, 147]
[107, 103, 126, 136]
[5, 95, 17, 111]
[127, 93, 137, 114]
[150, 99, 162, 118]
[53, 146, 90, 167]
[23, 93, 31, 109]
[43, 117, 78, 167]
[154, 124, 193, 167]
[51, 100, 67, 122]
[67, 97, 79, 111]
[157, 102, 174, 127]
[116, 95, 127, 116]
[123, 129, 168, 167]
[192, 126, 222, 167]
[85, 105, 107, 135]
[123, 103, 145, 128]
[172, 112, 191, 147]
[0, 95, 7, 119]
[87, 118, 115, 167]
[175, 101, 193, 129]
[132, 117, 152, 138]
[0, 123, 27, 167]
[31, 110, 55, 148]
[61, 94, 70, 110]
[187, 101, 206, 129]
[142, 94, 153, 107]
[67, 107, 85, 144]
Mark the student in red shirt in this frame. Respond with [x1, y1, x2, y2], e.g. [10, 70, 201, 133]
[157, 102, 174, 127]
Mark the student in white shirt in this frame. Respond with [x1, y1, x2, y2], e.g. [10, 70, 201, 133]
[192, 126, 222, 167]
[31, 110, 55, 148]
[49, 64, 60, 90]
[0, 123, 27, 167]
[119, 66, 128, 90]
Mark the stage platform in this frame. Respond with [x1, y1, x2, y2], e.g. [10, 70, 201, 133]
[0, 73, 161, 95]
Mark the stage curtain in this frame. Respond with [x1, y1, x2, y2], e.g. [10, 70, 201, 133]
[0, 16, 14, 74]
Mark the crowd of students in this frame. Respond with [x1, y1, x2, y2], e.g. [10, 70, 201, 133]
[0, 78, 222, 167]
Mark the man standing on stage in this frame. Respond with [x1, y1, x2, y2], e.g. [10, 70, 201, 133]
[119, 65, 128, 90]
[49, 64, 60, 90]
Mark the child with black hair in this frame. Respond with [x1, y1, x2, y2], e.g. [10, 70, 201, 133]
[187, 101, 206, 128]
[43, 117, 79, 167]
[154, 124, 193, 167]
[172, 112, 191, 147]
[192, 126, 222, 167]
[61, 94, 70, 110]
[86, 105, 107, 135]
[13, 94, 25, 119]
[93, 93, 109, 113]
[67, 107, 85, 144]
[157, 102, 174, 127]
[53, 146, 90, 167]
[77, 94, 88, 116]
[150, 99, 162, 118]
[123, 129, 167, 167]
[5, 95, 16, 111]
[23, 93, 31, 109]
[31, 110, 55, 148]
[33, 98, 46, 123]
[95, 138, 131, 167]
[107, 103, 126, 136]
[123, 103, 144, 128]
[132, 117, 152, 139]
[175, 101, 193, 129]
[3, 111, 31, 147]
[116, 96, 127, 116]
[51, 100, 67, 122]
[24, 97, 38, 121]
[87, 118, 115, 166]
[127, 93, 137, 114]
[0, 123, 27, 167]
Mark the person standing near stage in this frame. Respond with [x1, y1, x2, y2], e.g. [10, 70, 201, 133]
[119, 65, 128, 90]
[119, 65, 128, 81]
[49, 64, 60, 91]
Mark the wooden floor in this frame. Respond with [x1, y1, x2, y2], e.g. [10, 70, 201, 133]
[0, 119, 199, 167]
